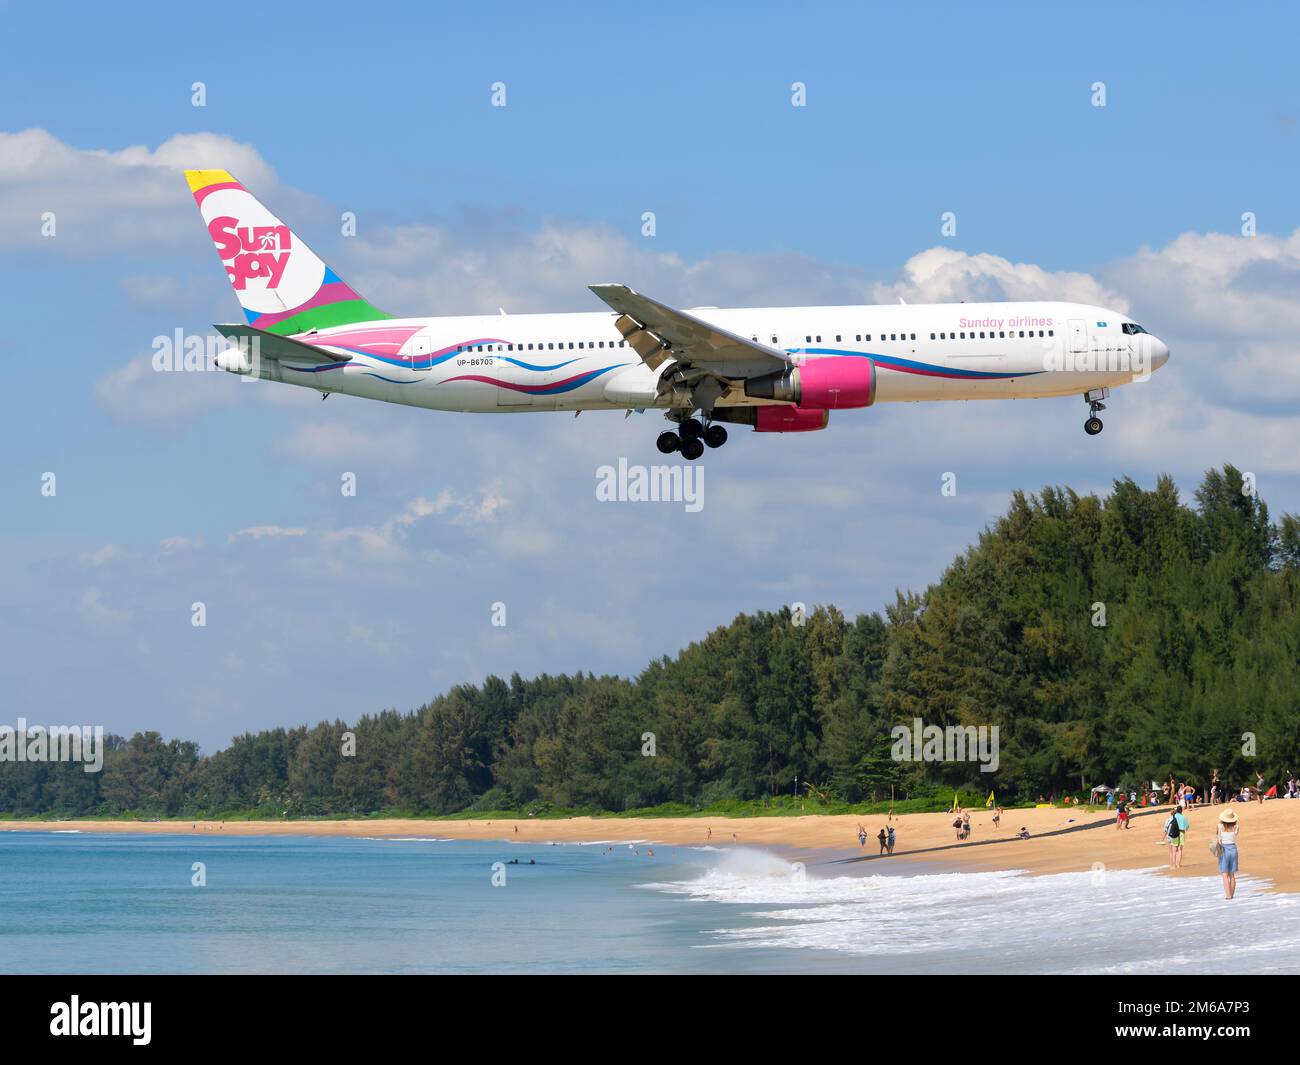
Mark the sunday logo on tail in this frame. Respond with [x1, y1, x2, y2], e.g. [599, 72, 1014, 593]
[185, 169, 391, 335]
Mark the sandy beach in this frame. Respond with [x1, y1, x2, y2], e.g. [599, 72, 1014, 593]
[7, 800, 1297, 892]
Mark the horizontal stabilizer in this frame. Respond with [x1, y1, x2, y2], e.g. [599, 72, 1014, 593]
[213, 323, 349, 365]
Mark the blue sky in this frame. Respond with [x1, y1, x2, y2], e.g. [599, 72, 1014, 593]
[3, 1, 1299, 750]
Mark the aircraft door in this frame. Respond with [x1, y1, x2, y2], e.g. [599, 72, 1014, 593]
[408, 333, 433, 371]
[1067, 319, 1088, 354]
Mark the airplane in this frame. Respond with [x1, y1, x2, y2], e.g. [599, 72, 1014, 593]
[186, 169, 1170, 459]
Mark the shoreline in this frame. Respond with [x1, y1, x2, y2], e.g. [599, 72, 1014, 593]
[6, 801, 1297, 892]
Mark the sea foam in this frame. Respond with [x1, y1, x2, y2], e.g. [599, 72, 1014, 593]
[641, 852, 1300, 973]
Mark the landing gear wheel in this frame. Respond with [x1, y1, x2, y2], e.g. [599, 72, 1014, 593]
[656, 431, 681, 454]
[678, 418, 704, 441]
[703, 424, 728, 449]
[1084, 416, 1104, 436]
[680, 436, 705, 460]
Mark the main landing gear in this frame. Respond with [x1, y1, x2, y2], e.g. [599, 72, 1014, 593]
[655, 416, 728, 459]
[1083, 388, 1108, 435]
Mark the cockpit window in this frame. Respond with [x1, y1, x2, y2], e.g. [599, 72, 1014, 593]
[1122, 322, 1149, 335]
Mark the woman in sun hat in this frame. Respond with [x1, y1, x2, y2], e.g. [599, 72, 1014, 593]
[1215, 809, 1240, 900]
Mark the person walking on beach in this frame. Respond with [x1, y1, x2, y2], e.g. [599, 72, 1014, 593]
[1215, 809, 1240, 899]
[1115, 792, 1129, 830]
[858, 825, 867, 849]
[1210, 769, 1220, 805]
[992, 807, 1002, 831]
[1256, 771, 1266, 804]
[1166, 802, 1189, 868]
[887, 825, 896, 855]
[961, 812, 971, 840]
[877, 828, 888, 855]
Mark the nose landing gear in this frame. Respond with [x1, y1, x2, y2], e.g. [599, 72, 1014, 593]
[1083, 388, 1109, 435]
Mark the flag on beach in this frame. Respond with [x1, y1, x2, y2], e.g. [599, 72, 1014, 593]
[985, 790, 995, 807]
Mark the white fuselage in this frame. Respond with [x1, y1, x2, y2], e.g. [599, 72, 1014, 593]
[254, 300, 1168, 414]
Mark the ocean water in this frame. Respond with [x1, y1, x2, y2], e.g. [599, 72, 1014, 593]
[2, 832, 1296, 974]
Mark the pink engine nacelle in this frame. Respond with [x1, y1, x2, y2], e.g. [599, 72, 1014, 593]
[754, 405, 830, 433]
[795, 356, 877, 409]
[743, 356, 877, 411]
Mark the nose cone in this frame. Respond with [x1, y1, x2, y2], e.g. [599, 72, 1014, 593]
[1151, 337, 1170, 370]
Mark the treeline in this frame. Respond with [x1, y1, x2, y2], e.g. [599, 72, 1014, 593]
[5, 466, 1299, 818]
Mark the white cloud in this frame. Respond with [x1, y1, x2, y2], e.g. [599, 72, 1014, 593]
[78, 587, 133, 633]
[1106, 229, 1300, 336]
[343, 216, 870, 316]
[0, 128, 284, 251]
[872, 246, 1127, 309]
[229, 525, 308, 543]
[159, 536, 207, 553]
[94, 352, 241, 426]
[86, 545, 123, 567]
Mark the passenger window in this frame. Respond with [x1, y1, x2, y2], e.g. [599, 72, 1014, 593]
[835, 335, 841, 342]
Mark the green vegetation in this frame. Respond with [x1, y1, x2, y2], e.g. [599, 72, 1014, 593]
[4, 466, 1297, 820]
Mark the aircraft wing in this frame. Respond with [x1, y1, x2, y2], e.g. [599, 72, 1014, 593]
[588, 284, 788, 377]
[213, 324, 350, 365]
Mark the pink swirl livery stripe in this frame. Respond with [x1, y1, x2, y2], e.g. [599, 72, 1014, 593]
[441, 363, 626, 395]
[304, 331, 513, 366]
[307, 324, 426, 356]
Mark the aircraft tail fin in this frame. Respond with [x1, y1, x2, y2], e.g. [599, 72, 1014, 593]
[184, 169, 391, 336]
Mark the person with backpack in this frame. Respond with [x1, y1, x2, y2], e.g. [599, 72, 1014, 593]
[1166, 802, 1190, 868]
